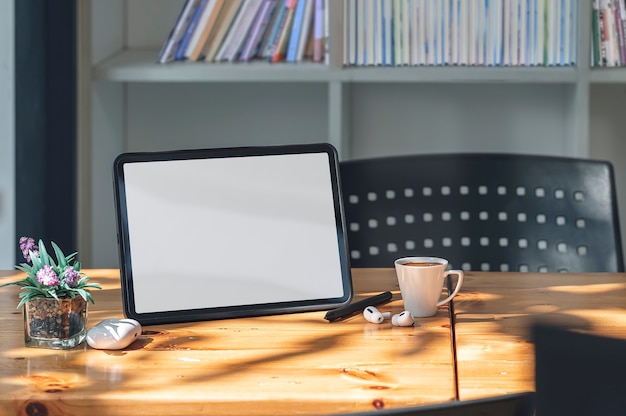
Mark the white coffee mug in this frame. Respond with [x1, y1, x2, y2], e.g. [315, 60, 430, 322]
[394, 257, 464, 318]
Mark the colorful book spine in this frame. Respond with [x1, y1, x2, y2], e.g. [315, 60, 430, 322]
[272, 0, 298, 62]
[323, 0, 329, 63]
[382, 0, 393, 65]
[613, 0, 626, 65]
[202, 0, 243, 61]
[175, 0, 209, 60]
[157, 0, 201, 63]
[313, 0, 325, 62]
[225, 0, 265, 62]
[286, 0, 308, 62]
[187, 0, 227, 61]
[264, 0, 290, 59]
[240, 0, 277, 61]
[296, 0, 315, 61]
[392, 0, 402, 65]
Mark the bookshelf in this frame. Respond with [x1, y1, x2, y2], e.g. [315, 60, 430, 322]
[78, 0, 626, 267]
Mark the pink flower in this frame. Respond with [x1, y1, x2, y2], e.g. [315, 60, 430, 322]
[64, 267, 80, 288]
[36, 265, 60, 287]
[19, 237, 39, 263]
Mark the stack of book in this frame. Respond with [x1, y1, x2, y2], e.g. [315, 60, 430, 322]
[158, 0, 328, 64]
[592, 0, 626, 67]
[344, 0, 579, 67]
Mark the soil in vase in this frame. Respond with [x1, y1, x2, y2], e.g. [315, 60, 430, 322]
[23, 296, 88, 349]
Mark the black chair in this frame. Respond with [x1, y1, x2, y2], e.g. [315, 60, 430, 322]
[533, 324, 626, 416]
[337, 392, 535, 416]
[339, 153, 624, 272]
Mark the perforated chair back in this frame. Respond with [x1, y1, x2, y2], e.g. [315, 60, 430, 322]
[339, 153, 624, 272]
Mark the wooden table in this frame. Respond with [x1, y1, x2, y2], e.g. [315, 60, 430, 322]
[5, 269, 626, 415]
[0, 269, 455, 416]
[453, 272, 626, 401]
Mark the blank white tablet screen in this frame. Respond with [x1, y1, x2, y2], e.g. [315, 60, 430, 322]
[122, 152, 345, 314]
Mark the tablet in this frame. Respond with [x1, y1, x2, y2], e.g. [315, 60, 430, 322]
[113, 143, 352, 325]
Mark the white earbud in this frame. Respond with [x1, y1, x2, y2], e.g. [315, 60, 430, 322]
[391, 311, 414, 327]
[363, 306, 391, 324]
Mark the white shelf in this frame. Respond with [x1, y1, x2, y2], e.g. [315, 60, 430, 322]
[94, 50, 338, 83]
[589, 68, 626, 83]
[343, 66, 578, 84]
[95, 49, 579, 84]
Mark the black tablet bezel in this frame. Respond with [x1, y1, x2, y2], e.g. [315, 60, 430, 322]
[112, 143, 352, 325]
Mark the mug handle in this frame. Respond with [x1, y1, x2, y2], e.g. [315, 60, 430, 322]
[436, 270, 464, 307]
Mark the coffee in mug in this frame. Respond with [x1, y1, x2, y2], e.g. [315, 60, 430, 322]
[394, 257, 464, 318]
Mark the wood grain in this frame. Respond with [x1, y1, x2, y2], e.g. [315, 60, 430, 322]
[0, 269, 455, 415]
[453, 272, 626, 400]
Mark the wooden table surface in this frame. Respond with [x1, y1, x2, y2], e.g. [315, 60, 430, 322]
[453, 272, 626, 401]
[0, 269, 455, 416]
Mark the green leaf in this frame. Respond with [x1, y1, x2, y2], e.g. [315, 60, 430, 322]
[83, 283, 102, 290]
[48, 290, 59, 300]
[85, 291, 95, 304]
[37, 239, 50, 265]
[15, 263, 32, 274]
[16, 296, 31, 309]
[65, 252, 78, 264]
[51, 241, 67, 269]
[30, 252, 43, 270]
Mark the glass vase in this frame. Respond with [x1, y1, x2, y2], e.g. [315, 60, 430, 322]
[23, 296, 88, 349]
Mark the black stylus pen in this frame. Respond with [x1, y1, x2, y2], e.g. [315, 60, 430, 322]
[324, 291, 393, 322]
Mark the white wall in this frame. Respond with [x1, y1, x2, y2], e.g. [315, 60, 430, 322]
[0, 0, 15, 269]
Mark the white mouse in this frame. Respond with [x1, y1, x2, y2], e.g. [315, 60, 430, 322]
[87, 318, 142, 350]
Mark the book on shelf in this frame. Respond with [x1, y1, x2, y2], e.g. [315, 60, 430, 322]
[600, 0, 613, 66]
[175, 0, 209, 61]
[239, 0, 278, 62]
[229, 0, 266, 61]
[186, 0, 226, 61]
[355, 0, 365, 65]
[286, 0, 309, 62]
[536, 0, 545, 65]
[304, 18, 316, 59]
[413, 0, 422, 66]
[341, 0, 578, 67]
[366, 0, 375, 65]
[382, 0, 392, 65]
[313, 0, 325, 62]
[158, 0, 326, 64]
[202, 0, 244, 62]
[615, 0, 626, 65]
[437, 0, 445, 65]
[215, 0, 264, 61]
[527, 0, 536, 66]
[263, 0, 290, 60]
[323, 0, 329, 64]
[257, 0, 283, 58]
[157, 0, 201, 63]
[392, 0, 402, 65]
[562, 0, 571, 65]
[401, 0, 410, 65]
[295, 0, 315, 61]
[270, 0, 298, 63]
[373, 0, 382, 66]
